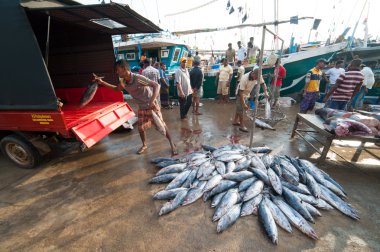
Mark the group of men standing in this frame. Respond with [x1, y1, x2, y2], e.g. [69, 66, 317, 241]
[300, 57, 376, 113]
[225, 37, 260, 66]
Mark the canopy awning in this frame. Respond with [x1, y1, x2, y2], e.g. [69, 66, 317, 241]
[25, 3, 162, 35]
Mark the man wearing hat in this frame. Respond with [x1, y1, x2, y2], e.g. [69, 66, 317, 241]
[324, 59, 364, 110]
[299, 58, 328, 113]
[175, 57, 193, 119]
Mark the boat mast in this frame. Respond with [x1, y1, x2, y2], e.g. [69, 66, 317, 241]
[347, 0, 368, 48]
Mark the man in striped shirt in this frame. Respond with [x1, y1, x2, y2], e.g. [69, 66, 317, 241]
[324, 59, 364, 110]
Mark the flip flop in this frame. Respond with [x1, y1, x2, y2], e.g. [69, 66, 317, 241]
[239, 127, 249, 133]
[136, 145, 148, 154]
[232, 123, 240, 126]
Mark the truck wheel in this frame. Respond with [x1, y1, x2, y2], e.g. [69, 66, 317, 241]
[0, 134, 41, 169]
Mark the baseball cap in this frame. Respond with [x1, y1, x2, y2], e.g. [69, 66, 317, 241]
[317, 58, 328, 64]
[180, 57, 187, 63]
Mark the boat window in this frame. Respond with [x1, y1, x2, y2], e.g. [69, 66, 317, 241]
[90, 18, 127, 29]
[118, 54, 125, 60]
[126, 53, 136, 61]
[172, 48, 181, 62]
[161, 50, 169, 58]
[182, 50, 188, 59]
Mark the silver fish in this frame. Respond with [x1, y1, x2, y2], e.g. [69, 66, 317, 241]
[207, 180, 238, 199]
[211, 191, 227, 208]
[258, 199, 278, 245]
[222, 171, 254, 182]
[203, 174, 223, 192]
[159, 189, 189, 216]
[271, 196, 318, 240]
[153, 188, 188, 200]
[282, 187, 314, 223]
[149, 173, 179, 184]
[251, 146, 272, 154]
[305, 173, 321, 199]
[238, 177, 257, 192]
[182, 181, 207, 206]
[216, 203, 242, 233]
[255, 118, 275, 130]
[243, 180, 264, 202]
[213, 188, 240, 221]
[302, 202, 322, 217]
[250, 155, 267, 171]
[217, 154, 244, 162]
[265, 198, 292, 233]
[156, 163, 187, 176]
[241, 194, 263, 216]
[215, 160, 226, 175]
[166, 170, 191, 190]
[268, 168, 282, 195]
[320, 185, 359, 220]
[249, 168, 270, 185]
[182, 169, 198, 188]
[226, 161, 236, 173]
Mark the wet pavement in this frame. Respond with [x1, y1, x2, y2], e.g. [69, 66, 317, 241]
[0, 100, 379, 251]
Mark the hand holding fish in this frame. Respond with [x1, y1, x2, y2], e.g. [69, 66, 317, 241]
[92, 73, 104, 85]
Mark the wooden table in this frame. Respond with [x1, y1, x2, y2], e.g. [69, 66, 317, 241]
[291, 113, 380, 162]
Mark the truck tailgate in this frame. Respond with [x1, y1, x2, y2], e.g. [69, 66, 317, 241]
[68, 102, 135, 148]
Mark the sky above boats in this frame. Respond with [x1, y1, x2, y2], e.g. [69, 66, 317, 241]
[78, 0, 379, 51]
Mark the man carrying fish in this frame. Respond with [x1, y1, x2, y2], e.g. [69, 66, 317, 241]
[232, 68, 269, 132]
[93, 60, 178, 155]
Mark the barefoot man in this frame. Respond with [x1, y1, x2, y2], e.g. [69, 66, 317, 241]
[93, 59, 177, 155]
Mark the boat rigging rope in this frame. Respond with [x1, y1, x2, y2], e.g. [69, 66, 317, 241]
[165, 0, 220, 17]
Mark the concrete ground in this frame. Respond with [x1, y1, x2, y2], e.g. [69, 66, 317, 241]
[0, 100, 379, 251]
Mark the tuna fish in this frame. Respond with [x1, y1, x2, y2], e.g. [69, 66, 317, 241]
[80, 82, 98, 107]
[258, 199, 278, 245]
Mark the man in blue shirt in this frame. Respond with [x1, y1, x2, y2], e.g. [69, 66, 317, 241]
[159, 62, 171, 109]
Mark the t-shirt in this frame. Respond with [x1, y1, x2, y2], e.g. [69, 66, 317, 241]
[247, 45, 259, 58]
[186, 57, 193, 68]
[175, 67, 193, 96]
[237, 66, 245, 82]
[272, 65, 286, 86]
[190, 66, 204, 90]
[193, 55, 201, 63]
[325, 67, 345, 85]
[159, 69, 169, 88]
[237, 47, 247, 61]
[120, 73, 156, 110]
[218, 65, 233, 82]
[305, 67, 322, 92]
[361, 66, 375, 89]
[236, 72, 265, 98]
[225, 48, 236, 63]
[331, 69, 364, 101]
[142, 66, 160, 83]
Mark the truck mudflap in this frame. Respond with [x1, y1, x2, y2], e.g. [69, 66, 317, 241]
[71, 102, 135, 148]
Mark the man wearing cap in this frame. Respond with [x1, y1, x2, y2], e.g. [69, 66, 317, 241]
[175, 57, 193, 119]
[93, 60, 177, 155]
[216, 58, 233, 103]
[299, 58, 327, 113]
[324, 59, 364, 110]
[190, 60, 204, 115]
[232, 68, 269, 132]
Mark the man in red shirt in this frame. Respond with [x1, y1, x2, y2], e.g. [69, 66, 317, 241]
[269, 59, 286, 107]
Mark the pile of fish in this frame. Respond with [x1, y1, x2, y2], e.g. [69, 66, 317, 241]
[149, 144, 359, 244]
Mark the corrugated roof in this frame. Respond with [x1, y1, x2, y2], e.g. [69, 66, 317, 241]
[25, 3, 162, 35]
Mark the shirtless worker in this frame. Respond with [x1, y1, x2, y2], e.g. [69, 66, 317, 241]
[93, 59, 177, 155]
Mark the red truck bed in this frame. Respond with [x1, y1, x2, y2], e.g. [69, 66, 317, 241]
[0, 87, 135, 148]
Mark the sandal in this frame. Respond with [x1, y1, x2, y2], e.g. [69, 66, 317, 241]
[232, 122, 240, 126]
[239, 127, 249, 133]
[136, 145, 148, 154]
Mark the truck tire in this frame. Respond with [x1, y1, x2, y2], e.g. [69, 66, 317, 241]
[0, 134, 41, 169]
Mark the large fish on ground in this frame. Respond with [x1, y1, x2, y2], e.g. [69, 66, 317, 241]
[159, 189, 189, 215]
[258, 199, 278, 245]
[216, 203, 242, 233]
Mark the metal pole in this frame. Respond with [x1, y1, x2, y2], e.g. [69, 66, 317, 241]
[249, 25, 266, 148]
[45, 15, 51, 67]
